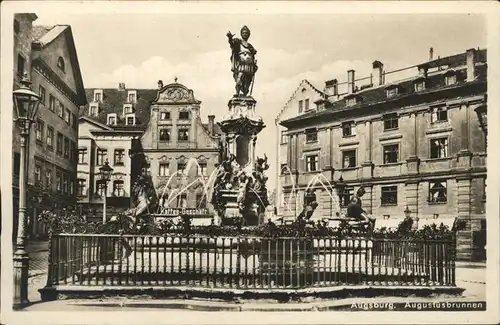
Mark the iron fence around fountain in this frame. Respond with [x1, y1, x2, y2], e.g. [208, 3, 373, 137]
[44, 233, 456, 290]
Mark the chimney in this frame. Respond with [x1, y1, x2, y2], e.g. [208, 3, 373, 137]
[158, 80, 163, 89]
[347, 70, 355, 94]
[118, 83, 126, 91]
[325, 79, 338, 96]
[372, 61, 384, 86]
[429, 47, 434, 61]
[207, 115, 215, 135]
[466, 48, 477, 81]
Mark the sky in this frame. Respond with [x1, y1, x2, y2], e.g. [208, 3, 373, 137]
[33, 12, 486, 191]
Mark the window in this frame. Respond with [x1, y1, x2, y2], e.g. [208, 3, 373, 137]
[159, 128, 170, 141]
[177, 193, 188, 208]
[63, 137, 70, 158]
[57, 100, 64, 118]
[35, 119, 44, 143]
[62, 174, 68, 194]
[414, 80, 425, 92]
[107, 114, 117, 125]
[178, 129, 189, 142]
[65, 108, 71, 124]
[304, 99, 310, 111]
[383, 144, 399, 164]
[45, 169, 52, 188]
[94, 90, 102, 102]
[77, 179, 86, 196]
[39, 85, 46, 106]
[142, 163, 151, 176]
[428, 180, 447, 203]
[126, 115, 136, 126]
[46, 126, 54, 148]
[196, 193, 207, 208]
[49, 95, 55, 112]
[159, 163, 169, 176]
[128, 92, 136, 103]
[96, 149, 107, 165]
[113, 180, 125, 197]
[96, 181, 106, 197]
[89, 104, 98, 116]
[78, 148, 87, 164]
[445, 74, 457, 86]
[17, 54, 25, 76]
[72, 113, 77, 129]
[305, 155, 319, 172]
[56, 133, 63, 154]
[197, 162, 207, 176]
[342, 121, 355, 137]
[298, 100, 303, 113]
[381, 186, 398, 205]
[383, 113, 399, 130]
[281, 131, 288, 144]
[56, 171, 62, 193]
[114, 149, 125, 165]
[179, 111, 190, 120]
[430, 138, 448, 158]
[160, 111, 170, 120]
[57, 57, 65, 73]
[431, 106, 448, 123]
[346, 97, 356, 106]
[177, 162, 187, 175]
[386, 87, 398, 98]
[340, 187, 354, 207]
[305, 128, 318, 143]
[34, 165, 42, 187]
[123, 104, 133, 115]
[342, 150, 357, 168]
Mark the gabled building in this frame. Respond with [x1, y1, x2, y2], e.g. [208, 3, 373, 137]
[12, 14, 87, 239]
[279, 48, 487, 260]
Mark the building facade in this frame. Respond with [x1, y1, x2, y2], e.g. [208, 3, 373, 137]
[12, 14, 87, 239]
[77, 85, 157, 218]
[279, 48, 487, 260]
[77, 80, 221, 222]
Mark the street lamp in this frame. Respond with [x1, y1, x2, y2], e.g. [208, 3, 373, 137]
[98, 159, 113, 223]
[12, 73, 41, 306]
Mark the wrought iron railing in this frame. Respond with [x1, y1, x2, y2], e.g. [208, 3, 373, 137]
[45, 234, 456, 289]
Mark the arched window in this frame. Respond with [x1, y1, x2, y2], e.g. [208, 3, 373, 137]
[57, 57, 65, 73]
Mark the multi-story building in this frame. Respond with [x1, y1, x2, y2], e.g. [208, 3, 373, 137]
[278, 48, 487, 260]
[77, 84, 157, 217]
[77, 80, 221, 222]
[12, 14, 87, 240]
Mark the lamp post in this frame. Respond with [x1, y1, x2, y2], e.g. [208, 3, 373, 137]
[334, 175, 346, 217]
[98, 160, 113, 224]
[12, 73, 41, 306]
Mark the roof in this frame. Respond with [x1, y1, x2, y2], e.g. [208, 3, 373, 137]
[81, 88, 158, 129]
[281, 49, 487, 127]
[31, 24, 87, 105]
[275, 79, 326, 123]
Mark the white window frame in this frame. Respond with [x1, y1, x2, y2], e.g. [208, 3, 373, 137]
[346, 97, 356, 107]
[125, 113, 136, 126]
[93, 89, 103, 102]
[127, 90, 137, 103]
[107, 113, 117, 126]
[123, 103, 133, 115]
[89, 103, 99, 116]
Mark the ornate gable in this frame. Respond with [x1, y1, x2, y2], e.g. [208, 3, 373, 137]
[154, 83, 201, 104]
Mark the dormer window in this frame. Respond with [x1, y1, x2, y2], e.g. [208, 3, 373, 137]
[385, 85, 399, 98]
[127, 90, 137, 103]
[107, 113, 117, 126]
[94, 90, 103, 102]
[57, 57, 65, 73]
[414, 77, 426, 92]
[123, 104, 133, 115]
[444, 71, 457, 86]
[345, 95, 359, 107]
[89, 103, 99, 117]
[126, 114, 136, 126]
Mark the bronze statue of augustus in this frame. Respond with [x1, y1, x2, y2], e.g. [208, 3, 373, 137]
[227, 26, 258, 97]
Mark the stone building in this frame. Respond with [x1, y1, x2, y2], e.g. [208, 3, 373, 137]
[278, 48, 487, 260]
[12, 14, 87, 239]
[77, 80, 221, 222]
